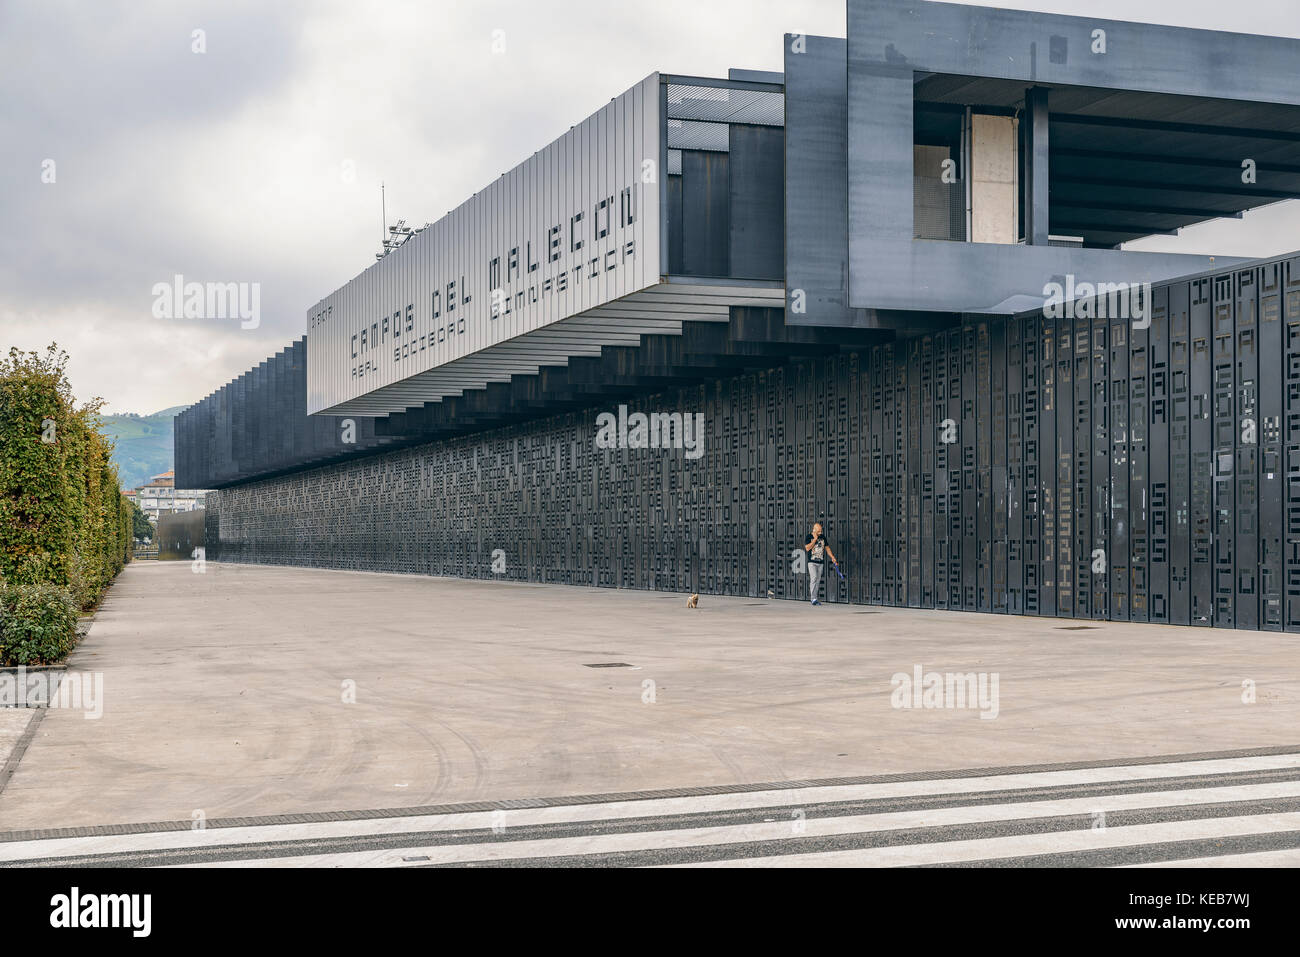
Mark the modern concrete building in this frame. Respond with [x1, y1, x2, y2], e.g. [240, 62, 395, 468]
[177, 0, 1300, 630]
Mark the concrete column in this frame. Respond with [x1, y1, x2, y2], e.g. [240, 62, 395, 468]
[1025, 86, 1050, 245]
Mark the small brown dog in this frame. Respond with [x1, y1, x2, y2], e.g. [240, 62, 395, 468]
[686, 593, 699, 608]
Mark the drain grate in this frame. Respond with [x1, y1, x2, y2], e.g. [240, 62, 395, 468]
[402, 855, 430, 862]
[855, 611, 882, 614]
[584, 662, 635, 668]
[1055, 625, 1100, 630]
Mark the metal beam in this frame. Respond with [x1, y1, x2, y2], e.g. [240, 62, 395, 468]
[662, 74, 784, 94]
[1052, 175, 1300, 200]
[1051, 198, 1246, 219]
[1051, 221, 1181, 236]
[1050, 113, 1300, 143]
[1054, 147, 1300, 177]
[914, 100, 1017, 117]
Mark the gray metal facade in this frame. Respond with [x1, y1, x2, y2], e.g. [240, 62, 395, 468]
[784, 35, 851, 326]
[204, 255, 1300, 630]
[835, 0, 1300, 317]
[174, 338, 393, 488]
[307, 74, 663, 416]
[179, 1, 1300, 634]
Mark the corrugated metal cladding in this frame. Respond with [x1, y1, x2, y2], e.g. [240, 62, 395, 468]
[174, 338, 390, 488]
[306, 73, 662, 416]
[205, 254, 1300, 631]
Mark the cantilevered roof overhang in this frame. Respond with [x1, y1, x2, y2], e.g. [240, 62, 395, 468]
[831, 0, 1300, 318]
[915, 77, 1300, 248]
[307, 72, 789, 419]
[321, 278, 783, 417]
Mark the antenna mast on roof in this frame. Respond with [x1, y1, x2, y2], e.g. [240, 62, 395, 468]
[375, 182, 431, 260]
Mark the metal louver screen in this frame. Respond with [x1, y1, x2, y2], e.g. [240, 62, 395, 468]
[913, 176, 966, 241]
[666, 84, 784, 126]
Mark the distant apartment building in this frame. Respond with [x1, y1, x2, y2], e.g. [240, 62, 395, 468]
[134, 470, 207, 520]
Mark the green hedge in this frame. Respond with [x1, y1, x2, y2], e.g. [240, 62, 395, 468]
[0, 582, 79, 665]
[0, 344, 132, 664]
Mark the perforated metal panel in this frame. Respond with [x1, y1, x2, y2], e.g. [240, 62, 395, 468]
[204, 256, 1300, 632]
[665, 84, 784, 126]
[667, 119, 730, 152]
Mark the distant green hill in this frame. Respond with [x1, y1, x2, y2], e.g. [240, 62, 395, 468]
[101, 406, 188, 491]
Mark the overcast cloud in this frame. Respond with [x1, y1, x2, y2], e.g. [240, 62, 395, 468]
[1, 0, 1297, 413]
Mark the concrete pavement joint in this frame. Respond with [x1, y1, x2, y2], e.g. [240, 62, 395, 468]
[0, 710, 44, 799]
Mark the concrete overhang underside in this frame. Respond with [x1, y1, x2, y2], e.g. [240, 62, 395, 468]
[317, 279, 784, 417]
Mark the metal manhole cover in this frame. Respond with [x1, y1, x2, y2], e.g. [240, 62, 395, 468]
[584, 662, 635, 668]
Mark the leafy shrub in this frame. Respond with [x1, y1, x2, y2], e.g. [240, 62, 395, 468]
[67, 551, 93, 612]
[1, 344, 132, 608]
[0, 582, 79, 666]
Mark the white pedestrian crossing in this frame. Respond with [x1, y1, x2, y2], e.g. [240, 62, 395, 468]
[2, 750, 1299, 868]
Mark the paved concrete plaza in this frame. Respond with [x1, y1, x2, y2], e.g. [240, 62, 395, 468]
[1, 561, 1297, 832]
[0, 711, 34, 782]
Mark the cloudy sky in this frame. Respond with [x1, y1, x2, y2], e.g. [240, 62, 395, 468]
[1, 0, 1297, 414]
